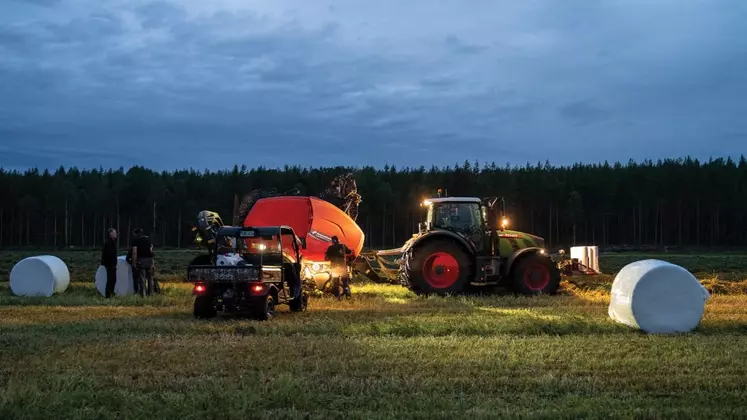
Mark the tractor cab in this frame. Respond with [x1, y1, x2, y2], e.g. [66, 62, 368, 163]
[419, 195, 509, 256]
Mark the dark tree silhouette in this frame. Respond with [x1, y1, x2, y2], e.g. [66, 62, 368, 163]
[1, 156, 746, 251]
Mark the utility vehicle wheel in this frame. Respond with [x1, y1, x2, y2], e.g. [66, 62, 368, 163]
[510, 253, 561, 295]
[253, 294, 276, 321]
[405, 239, 472, 295]
[289, 292, 308, 312]
[193, 296, 217, 319]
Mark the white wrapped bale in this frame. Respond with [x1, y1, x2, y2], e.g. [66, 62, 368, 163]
[609, 259, 710, 334]
[10, 255, 70, 297]
[95, 255, 135, 296]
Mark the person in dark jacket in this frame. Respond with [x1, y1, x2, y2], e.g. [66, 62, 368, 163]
[129, 227, 159, 296]
[324, 236, 352, 299]
[100, 228, 118, 298]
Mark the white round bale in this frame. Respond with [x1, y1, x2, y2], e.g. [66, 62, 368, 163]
[608, 259, 710, 334]
[10, 255, 70, 297]
[95, 255, 135, 296]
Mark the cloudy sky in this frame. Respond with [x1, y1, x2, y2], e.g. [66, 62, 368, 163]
[1, 0, 745, 171]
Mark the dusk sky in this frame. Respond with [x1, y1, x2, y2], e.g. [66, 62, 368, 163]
[1, 0, 745, 172]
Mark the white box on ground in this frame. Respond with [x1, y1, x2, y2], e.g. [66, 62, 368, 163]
[608, 259, 710, 334]
[588, 246, 599, 272]
[10, 255, 70, 297]
[95, 255, 135, 296]
[570, 246, 599, 272]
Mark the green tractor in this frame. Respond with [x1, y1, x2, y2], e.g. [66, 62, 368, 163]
[391, 191, 561, 295]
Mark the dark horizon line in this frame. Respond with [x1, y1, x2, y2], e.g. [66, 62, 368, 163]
[0, 153, 745, 175]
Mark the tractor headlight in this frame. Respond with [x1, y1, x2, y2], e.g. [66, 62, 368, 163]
[312, 263, 321, 272]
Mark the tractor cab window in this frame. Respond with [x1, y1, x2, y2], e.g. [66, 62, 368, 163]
[433, 203, 481, 232]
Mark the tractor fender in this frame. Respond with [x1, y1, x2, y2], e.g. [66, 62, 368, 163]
[403, 230, 476, 256]
[504, 247, 551, 277]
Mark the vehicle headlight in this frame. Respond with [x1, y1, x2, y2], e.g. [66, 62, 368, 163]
[312, 263, 321, 271]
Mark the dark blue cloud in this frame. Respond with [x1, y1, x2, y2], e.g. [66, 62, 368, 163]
[9, 0, 60, 6]
[0, 0, 746, 172]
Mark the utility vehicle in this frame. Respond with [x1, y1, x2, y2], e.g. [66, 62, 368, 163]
[186, 225, 309, 320]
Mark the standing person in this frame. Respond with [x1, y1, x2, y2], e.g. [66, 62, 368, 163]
[130, 228, 157, 296]
[125, 236, 138, 296]
[100, 228, 118, 298]
[324, 236, 353, 299]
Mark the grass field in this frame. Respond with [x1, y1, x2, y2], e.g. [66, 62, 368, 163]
[1, 249, 747, 419]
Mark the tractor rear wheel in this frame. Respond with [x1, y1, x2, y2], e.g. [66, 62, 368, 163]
[510, 253, 561, 295]
[405, 239, 472, 295]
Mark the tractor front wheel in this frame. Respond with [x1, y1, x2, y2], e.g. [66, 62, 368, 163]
[405, 239, 472, 295]
[510, 253, 561, 295]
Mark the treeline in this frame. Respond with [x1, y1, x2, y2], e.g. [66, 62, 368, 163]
[1, 156, 746, 251]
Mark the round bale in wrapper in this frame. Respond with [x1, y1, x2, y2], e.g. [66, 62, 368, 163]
[608, 259, 711, 334]
[10, 255, 70, 297]
[94, 256, 136, 297]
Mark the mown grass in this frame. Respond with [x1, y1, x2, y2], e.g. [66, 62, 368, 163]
[1, 250, 747, 418]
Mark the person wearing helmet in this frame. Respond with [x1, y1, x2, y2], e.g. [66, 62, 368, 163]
[324, 235, 353, 299]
